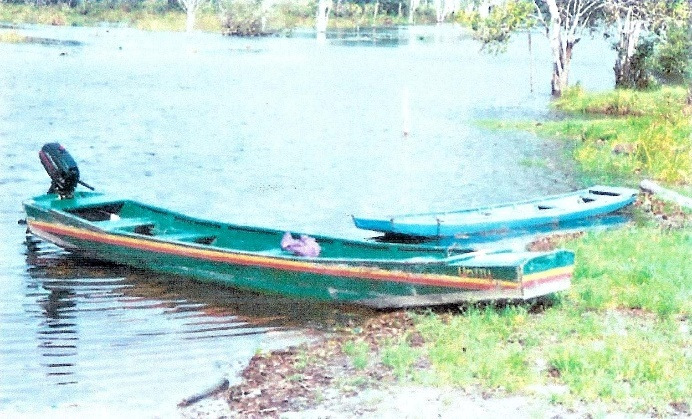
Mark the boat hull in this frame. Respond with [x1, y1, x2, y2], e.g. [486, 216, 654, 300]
[353, 185, 638, 237]
[24, 192, 574, 308]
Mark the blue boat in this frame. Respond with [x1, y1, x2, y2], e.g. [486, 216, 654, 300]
[353, 186, 638, 238]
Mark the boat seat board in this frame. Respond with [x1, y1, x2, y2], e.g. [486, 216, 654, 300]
[49, 195, 125, 210]
[155, 232, 217, 244]
[92, 217, 156, 232]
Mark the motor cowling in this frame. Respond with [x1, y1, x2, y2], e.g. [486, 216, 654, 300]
[39, 143, 80, 198]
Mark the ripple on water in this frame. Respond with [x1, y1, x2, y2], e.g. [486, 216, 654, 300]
[0, 240, 372, 412]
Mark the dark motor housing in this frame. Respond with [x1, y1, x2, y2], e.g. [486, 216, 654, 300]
[39, 143, 80, 198]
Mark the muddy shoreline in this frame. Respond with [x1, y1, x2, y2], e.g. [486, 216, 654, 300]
[177, 311, 601, 419]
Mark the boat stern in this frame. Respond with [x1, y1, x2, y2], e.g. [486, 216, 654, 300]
[519, 249, 574, 299]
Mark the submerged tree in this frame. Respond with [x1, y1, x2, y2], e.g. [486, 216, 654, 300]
[178, 0, 206, 32]
[219, 0, 268, 36]
[463, 0, 605, 97]
[316, 0, 331, 32]
[535, 0, 605, 97]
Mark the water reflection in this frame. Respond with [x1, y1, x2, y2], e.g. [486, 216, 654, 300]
[328, 27, 410, 47]
[292, 25, 469, 47]
[8, 237, 373, 410]
[25, 238, 373, 326]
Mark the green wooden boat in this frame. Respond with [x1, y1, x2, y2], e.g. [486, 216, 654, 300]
[22, 144, 574, 308]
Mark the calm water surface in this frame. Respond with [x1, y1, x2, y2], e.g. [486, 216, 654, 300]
[0, 24, 615, 414]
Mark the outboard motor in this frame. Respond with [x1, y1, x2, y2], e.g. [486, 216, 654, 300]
[39, 143, 92, 198]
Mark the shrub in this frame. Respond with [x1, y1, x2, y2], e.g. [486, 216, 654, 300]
[219, 0, 266, 36]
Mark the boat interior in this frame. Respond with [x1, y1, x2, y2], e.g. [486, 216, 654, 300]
[57, 196, 474, 261]
[421, 188, 628, 223]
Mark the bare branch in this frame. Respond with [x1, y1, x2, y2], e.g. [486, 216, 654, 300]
[533, 1, 549, 30]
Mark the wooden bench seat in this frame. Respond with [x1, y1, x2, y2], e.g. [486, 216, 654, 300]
[93, 218, 155, 234]
[156, 232, 216, 244]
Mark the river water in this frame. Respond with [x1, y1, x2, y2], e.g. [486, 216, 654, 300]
[0, 24, 615, 415]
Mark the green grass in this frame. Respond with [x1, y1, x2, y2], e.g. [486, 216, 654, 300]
[547, 318, 689, 411]
[554, 85, 688, 117]
[483, 86, 692, 186]
[343, 340, 371, 370]
[368, 225, 691, 414]
[412, 307, 537, 392]
[381, 340, 423, 380]
[567, 227, 691, 317]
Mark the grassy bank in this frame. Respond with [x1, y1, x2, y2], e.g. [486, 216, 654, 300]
[264, 225, 689, 416]
[375, 88, 691, 414]
[399, 227, 690, 405]
[485, 86, 691, 189]
[381, 88, 691, 414]
[227, 213, 690, 416]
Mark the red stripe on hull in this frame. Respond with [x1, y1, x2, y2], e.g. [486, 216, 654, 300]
[29, 220, 521, 291]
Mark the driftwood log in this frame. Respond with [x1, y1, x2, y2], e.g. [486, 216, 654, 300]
[177, 378, 230, 407]
[639, 180, 692, 209]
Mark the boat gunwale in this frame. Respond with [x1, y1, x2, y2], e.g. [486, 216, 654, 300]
[26, 218, 538, 292]
[354, 185, 638, 223]
[352, 185, 638, 237]
[26, 215, 537, 268]
[23, 193, 526, 266]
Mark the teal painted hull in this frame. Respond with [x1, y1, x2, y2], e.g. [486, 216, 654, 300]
[23, 191, 574, 308]
[353, 185, 638, 237]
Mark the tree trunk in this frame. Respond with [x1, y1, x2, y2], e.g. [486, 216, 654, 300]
[409, 0, 419, 24]
[551, 41, 572, 97]
[688, 0, 692, 104]
[613, 8, 642, 89]
[316, 0, 330, 33]
[528, 31, 534, 93]
[186, 8, 196, 32]
[547, 0, 566, 97]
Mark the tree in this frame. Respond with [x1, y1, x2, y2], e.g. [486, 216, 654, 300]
[178, 0, 206, 32]
[535, 0, 605, 97]
[605, 1, 649, 88]
[463, 0, 535, 53]
[409, 0, 419, 23]
[316, 0, 331, 32]
[688, 0, 692, 104]
[604, 0, 690, 89]
[219, 0, 268, 36]
[463, 0, 605, 97]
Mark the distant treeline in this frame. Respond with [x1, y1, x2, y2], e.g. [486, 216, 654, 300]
[3, 0, 434, 17]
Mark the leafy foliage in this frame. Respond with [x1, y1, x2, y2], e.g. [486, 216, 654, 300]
[607, 0, 691, 89]
[650, 22, 692, 85]
[218, 0, 266, 36]
[457, 0, 535, 53]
